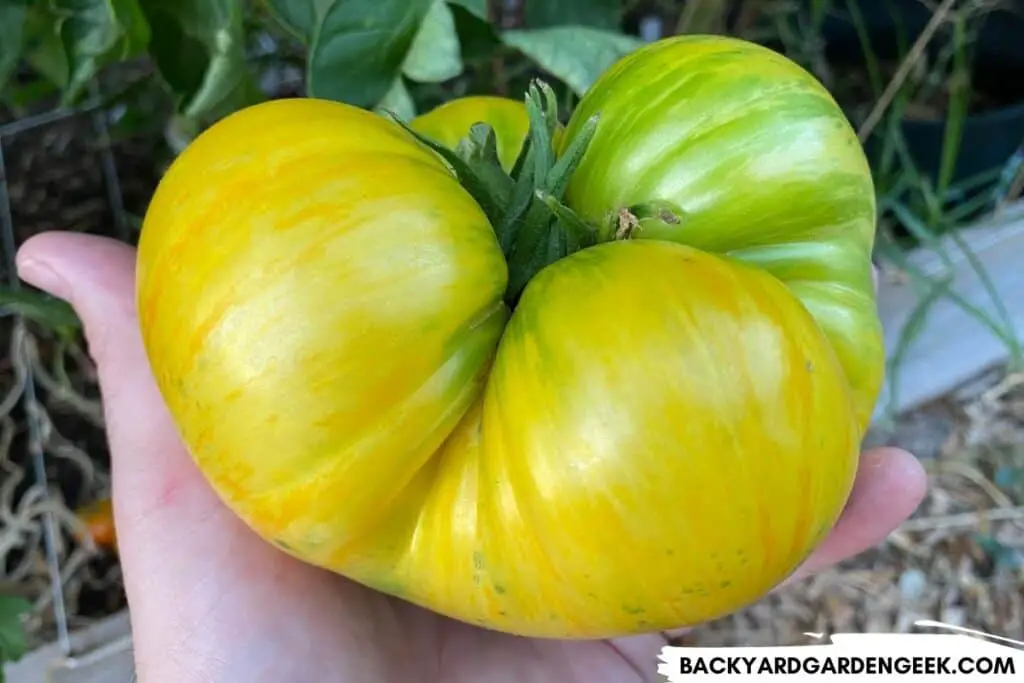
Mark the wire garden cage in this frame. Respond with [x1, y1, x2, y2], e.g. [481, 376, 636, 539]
[0, 67, 163, 681]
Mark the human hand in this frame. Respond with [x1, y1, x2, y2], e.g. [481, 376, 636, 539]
[16, 231, 926, 683]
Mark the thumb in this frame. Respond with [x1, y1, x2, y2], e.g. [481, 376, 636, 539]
[16, 232, 317, 680]
[14, 231, 223, 548]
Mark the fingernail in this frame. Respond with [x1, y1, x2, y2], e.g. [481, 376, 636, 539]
[16, 256, 71, 300]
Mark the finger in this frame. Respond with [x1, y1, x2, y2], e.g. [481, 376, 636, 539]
[15, 231, 225, 545]
[658, 445, 926, 642]
[16, 231, 378, 681]
[784, 446, 926, 583]
[15, 231, 262, 671]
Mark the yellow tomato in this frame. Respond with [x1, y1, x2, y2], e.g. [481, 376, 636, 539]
[137, 98, 508, 554]
[136, 35, 881, 639]
[349, 240, 859, 636]
[411, 96, 530, 172]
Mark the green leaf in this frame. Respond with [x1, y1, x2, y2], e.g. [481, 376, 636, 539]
[523, 0, 621, 30]
[262, 0, 313, 41]
[53, 0, 151, 105]
[0, 78, 59, 111]
[0, 1, 29, 94]
[375, 77, 416, 121]
[139, 0, 260, 123]
[21, 4, 70, 90]
[402, 0, 462, 83]
[0, 594, 31, 669]
[502, 26, 643, 96]
[449, 1, 499, 64]
[448, 0, 486, 20]
[304, 0, 434, 108]
[0, 288, 82, 337]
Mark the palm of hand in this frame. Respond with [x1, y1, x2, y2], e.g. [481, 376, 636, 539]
[132, 489, 669, 682]
[15, 233, 926, 683]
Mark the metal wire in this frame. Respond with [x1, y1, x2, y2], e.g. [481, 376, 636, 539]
[0, 97, 100, 139]
[0, 123, 74, 656]
[89, 81, 130, 242]
[0, 79, 129, 658]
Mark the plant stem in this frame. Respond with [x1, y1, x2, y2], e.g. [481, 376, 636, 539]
[596, 200, 687, 243]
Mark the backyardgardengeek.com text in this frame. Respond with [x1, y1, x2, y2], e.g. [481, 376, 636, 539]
[676, 654, 1017, 676]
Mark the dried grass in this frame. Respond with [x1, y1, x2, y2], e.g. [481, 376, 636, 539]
[0, 321, 121, 648]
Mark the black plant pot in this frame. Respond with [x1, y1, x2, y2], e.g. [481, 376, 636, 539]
[893, 101, 1024, 189]
[811, 1, 1024, 189]
[813, 0, 1024, 69]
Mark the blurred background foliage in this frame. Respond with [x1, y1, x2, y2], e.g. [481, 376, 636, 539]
[1, 0, 1022, 243]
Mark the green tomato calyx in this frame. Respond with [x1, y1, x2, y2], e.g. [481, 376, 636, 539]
[387, 80, 602, 308]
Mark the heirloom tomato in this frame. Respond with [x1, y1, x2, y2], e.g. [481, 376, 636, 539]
[136, 34, 883, 640]
[410, 95, 529, 172]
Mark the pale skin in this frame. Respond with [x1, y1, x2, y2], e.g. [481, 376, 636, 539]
[16, 231, 927, 683]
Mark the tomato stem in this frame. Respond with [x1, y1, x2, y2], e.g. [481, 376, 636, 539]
[387, 79, 604, 307]
[599, 200, 688, 242]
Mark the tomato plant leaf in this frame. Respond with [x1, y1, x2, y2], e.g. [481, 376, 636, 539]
[262, 0, 314, 41]
[0, 0, 30, 94]
[523, 0, 621, 30]
[305, 0, 433, 108]
[52, 0, 151, 105]
[0, 594, 31, 672]
[447, 0, 486, 21]
[502, 26, 643, 96]
[138, 0, 260, 123]
[448, 1, 499, 64]
[375, 77, 416, 121]
[19, 4, 70, 91]
[402, 0, 462, 84]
